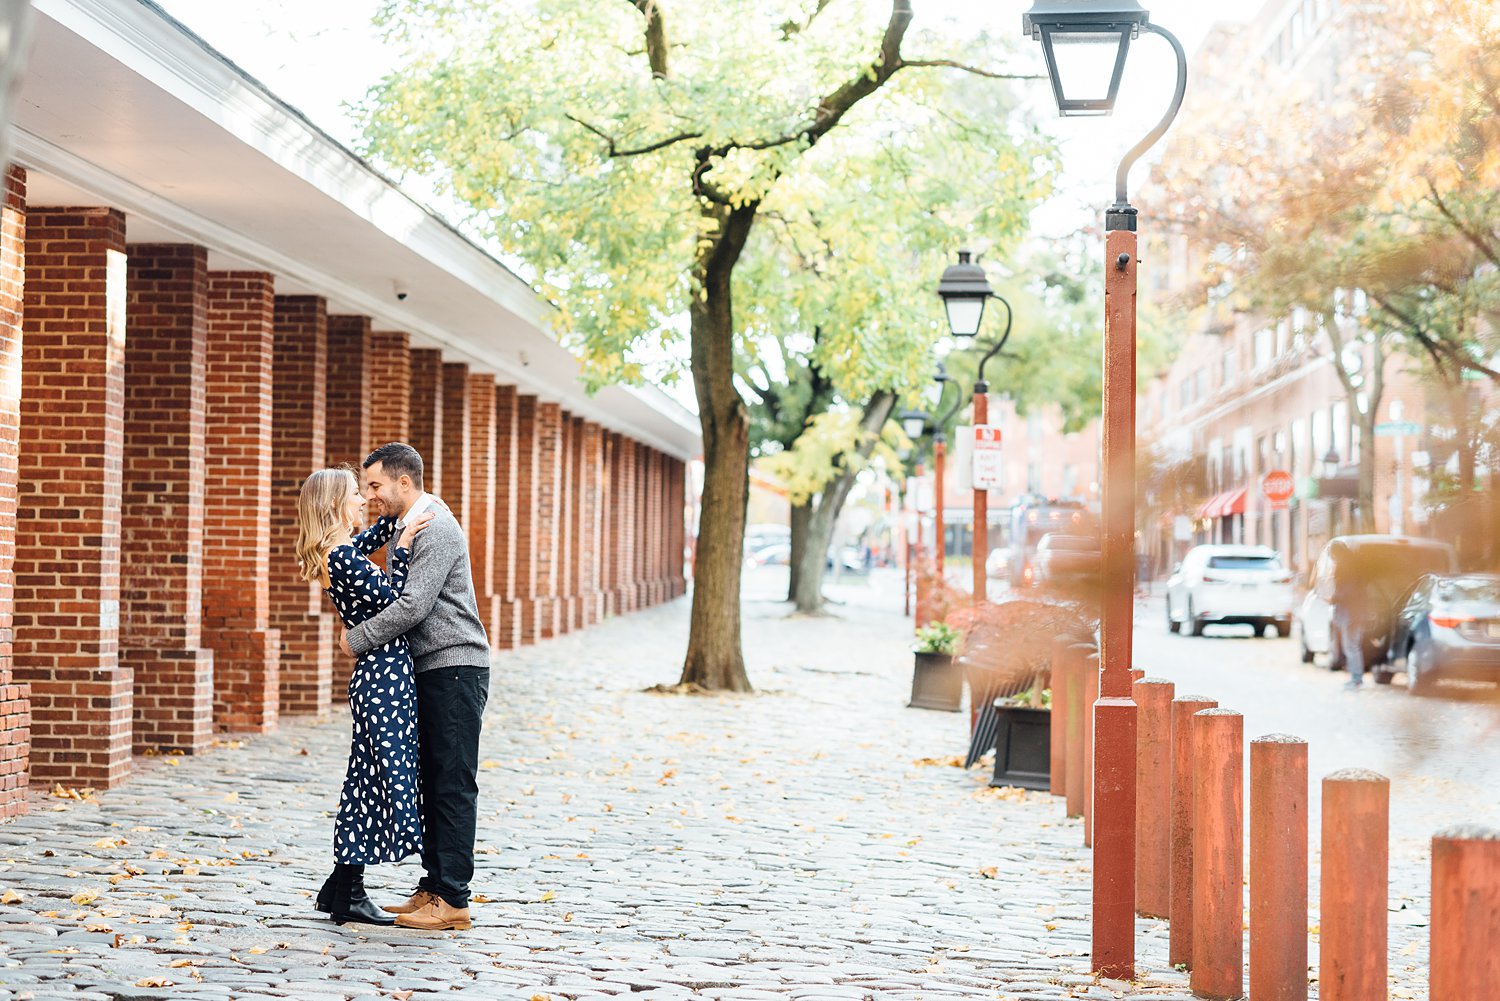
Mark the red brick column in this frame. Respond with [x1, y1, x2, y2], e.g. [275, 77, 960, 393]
[557, 412, 578, 633]
[408, 348, 443, 494]
[579, 422, 605, 625]
[599, 432, 618, 617]
[122, 244, 214, 755]
[490, 385, 519, 648]
[668, 457, 687, 597]
[514, 395, 542, 644]
[325, 315, 372, 469]
[465, 373, 496, 647]
[17, 207, 133, 787]
[642, 447, 659, 606]
[535, 402, 563, 638]
[0, 167, 29, 816]
[204, 272, 279, 733]
[369, 332, 411, 446]
[617, 437, 640, 613]
[440, 363, 470, 525]
[270, 296, 332, 717]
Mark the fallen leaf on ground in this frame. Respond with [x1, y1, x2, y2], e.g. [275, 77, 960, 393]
[168, 959, 198, 968]
[978, 867, 999, 879]
[91, 837, 127, 849]
[135, 978, 174, 988]
[1, 889, 22, 904]
[70, 889, 100, 906]
[913, 755, 965, 768]
[537, 890, 555, 903]
[470, 894, 493, 904]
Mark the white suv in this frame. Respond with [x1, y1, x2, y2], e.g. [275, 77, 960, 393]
[1166, 545, 1296, 638]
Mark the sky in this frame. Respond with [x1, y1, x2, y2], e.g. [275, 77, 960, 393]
[156, 0, 1239, 239]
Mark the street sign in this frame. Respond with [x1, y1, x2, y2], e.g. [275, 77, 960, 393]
[1261, 469, 1294, 510]
[1374, 421, 1421, 437]
[972, 425, 1003, 491]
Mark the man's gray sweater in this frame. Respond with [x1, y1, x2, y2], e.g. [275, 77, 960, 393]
[347, 509, 490, 671]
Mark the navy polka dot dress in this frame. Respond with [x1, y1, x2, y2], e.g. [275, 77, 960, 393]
[323, 517, 423, 865]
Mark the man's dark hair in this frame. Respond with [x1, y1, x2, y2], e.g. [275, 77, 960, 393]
[362, 442, 424, 490]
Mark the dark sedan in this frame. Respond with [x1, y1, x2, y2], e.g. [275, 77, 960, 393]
[1034, 533, 1101, 585]
[1386, 573, 1500, 694]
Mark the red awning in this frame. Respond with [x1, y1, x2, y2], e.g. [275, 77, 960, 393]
[1196, 487, 1249, 520]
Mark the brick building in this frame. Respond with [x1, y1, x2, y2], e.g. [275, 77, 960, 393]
[0, 0, 698, 818]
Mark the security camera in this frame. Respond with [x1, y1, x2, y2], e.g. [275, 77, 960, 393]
[393, 281, 409, 302]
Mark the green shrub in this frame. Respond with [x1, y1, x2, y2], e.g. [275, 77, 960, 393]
[913, 621, 961, 655]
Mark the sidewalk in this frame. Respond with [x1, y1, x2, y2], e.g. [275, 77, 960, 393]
[1, 570, 1208, 1000]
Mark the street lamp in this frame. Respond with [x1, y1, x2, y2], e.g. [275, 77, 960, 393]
[937, 251, 1017, 602]
[1023, 0, 1149, 116]
[899, 408, 930, 442]
[926, 367, 966, 581]
[1024, 0, 1188, 981]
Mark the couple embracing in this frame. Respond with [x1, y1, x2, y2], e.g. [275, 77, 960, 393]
[293, 442, 489, 931]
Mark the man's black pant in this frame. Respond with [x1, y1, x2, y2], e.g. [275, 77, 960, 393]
[414, 666, 489, 908]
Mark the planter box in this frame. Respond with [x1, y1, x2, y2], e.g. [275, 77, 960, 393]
[909, 652, 963, 712]
[990, 705, 1051, 790]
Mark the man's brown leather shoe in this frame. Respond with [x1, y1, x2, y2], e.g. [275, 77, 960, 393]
[381, 889, 435, 915]
[394, 895, 471, 931]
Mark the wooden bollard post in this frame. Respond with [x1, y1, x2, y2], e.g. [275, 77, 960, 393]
[1049, 637, 1071, 798]
[1250, 734, 1308, 1001]
[1168, 694, 1218, 969]
[1320, 769, 1389, 1001]
[1083, 651, 1100, 848]
[1064, 644, 1091, 819]
[1191, 708, 1244, 1000]
[1133, 677, 1175, 918]
[1431, 826, 1500, 999]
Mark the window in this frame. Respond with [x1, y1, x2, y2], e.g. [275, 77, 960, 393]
[1292, 418, 1307, 474]
[1179, 379, 1193, 410]
[1195, 368, 1209, 400]
[1254, 327, 1274, 369]
[1222, 348, 1236, 385]
[1208, 555, 1284, 570]
[1332, 400, 1349, 458]
[1312, 410, 1330, 465]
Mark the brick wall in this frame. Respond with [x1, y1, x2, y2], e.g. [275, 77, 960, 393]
[204, 272, 280, 733]
[270, 296, 332, 717]
[122, 244, 213, 755]
[515, 395, 541, 644]
[408, 348, 443, 495]
[668, 457, 687, 596]
[17, 207, 133, 788]
[0, 167, 29, 816]
[465, 373, 496, 637]
[491, 385, 520, 648]
[615, 436, 639, 613]
[325, 315, 372, 470]
[440, 363, 470, 527]
[535, 402, 563, 638]
[368, 331, 411, 448]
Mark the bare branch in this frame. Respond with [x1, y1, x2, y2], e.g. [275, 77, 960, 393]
[1423, 176, 1500, 268]
[900, 59, 1044, 81]
[625, 0, 670, 79]
[564, 113, 702, 158]
[780, 0, 835, 41]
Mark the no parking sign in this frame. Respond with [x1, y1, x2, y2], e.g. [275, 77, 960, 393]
[972, 425, 1003, 491]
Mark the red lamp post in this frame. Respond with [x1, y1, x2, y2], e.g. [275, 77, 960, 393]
[1024, 0, 1188, 980]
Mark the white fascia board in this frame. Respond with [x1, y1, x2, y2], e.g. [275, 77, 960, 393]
[34, 0, 550, 332]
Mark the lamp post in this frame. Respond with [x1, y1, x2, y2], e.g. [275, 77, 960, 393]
[1025, 0, 1188, 980]
[937, 251, 1014, 601]
[924, 369, 967, 581]
[899, 410, 930, 617]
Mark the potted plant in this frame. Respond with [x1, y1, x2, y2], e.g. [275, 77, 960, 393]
[909, 620, 963, 712]
[947, 593, 1097, 788]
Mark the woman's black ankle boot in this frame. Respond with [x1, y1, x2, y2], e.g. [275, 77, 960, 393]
[315, 869, 338, 913]
[327, 863, 394, 927]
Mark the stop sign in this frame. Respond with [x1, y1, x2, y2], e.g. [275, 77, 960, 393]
[1262, 470, 1294, 508]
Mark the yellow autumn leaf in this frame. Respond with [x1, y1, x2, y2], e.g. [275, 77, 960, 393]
[70, 889, 101, 906]
[135, 978, 174, 988]
[538, 890, 555, 903]
[91, 837, 127, 849]
[1, 889, 22, 904]
[169, 959, 199, 968]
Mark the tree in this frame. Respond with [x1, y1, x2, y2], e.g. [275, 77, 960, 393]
[358, 0, 1048, 688]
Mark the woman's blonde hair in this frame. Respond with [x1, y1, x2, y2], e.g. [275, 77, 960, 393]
[295, 468, 358, 587]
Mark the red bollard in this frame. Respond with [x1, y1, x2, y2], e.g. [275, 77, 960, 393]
[1430, 826, 1500, 999]
[1191, 709, 1244, 1000]
[1083, 652, 1100, 848]
[1049, 638, 1071, 798]
[1320, 769, 1389, 1001]
[1064, 644, 1091, 819]
[1250, 734, 1308, 1001]
[1168, 694, 1218, 969]
[1133, 677, 1175, 918]
[1130, 668, 1146, 682]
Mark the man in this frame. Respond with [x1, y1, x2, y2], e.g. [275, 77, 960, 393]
[340, 442, 490, 930]
[1331, 569, 1368, 691]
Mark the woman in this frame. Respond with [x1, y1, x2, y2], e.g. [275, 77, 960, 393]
[294, 467, 433, 926]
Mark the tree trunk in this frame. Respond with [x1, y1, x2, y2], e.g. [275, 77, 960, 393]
[1356, 407, 1378, 533]
[787, 501, 811, 602]
[790, 392, 897, 614]
[678, 204, 757, 692]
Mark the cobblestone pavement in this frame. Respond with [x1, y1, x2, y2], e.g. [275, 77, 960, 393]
[0, 570, 1422, 1000]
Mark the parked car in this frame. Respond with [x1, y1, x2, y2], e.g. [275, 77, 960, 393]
[1385, 573, 1500, 693]
[1296, 535, 1459, 670]
[1166, 544, 1296, 637]
[1033, 533, 1101, 585]
[745, 542, 790, 567]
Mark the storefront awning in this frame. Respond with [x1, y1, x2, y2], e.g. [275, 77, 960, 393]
[1197, 487, 1248, 520]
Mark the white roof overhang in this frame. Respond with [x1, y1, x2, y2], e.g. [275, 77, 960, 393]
[14, 0, 701, 460]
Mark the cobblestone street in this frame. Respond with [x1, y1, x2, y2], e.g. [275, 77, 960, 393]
[0, 570, 1416, 1000]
